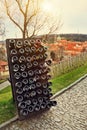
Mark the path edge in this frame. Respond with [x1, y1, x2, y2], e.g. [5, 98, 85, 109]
[0, 74, 87, 129]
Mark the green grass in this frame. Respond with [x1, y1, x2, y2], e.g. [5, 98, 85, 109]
[0, 79, 6, 84]
[0, 86, 16, 124]
[51, 64, 87, 94]
[0, 63, 87, 124]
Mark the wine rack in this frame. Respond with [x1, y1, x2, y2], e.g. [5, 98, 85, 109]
[6, 38, 57, 120]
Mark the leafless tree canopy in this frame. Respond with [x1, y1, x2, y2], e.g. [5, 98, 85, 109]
[4, 0, 62, 39]
[0, 16, 5, 36]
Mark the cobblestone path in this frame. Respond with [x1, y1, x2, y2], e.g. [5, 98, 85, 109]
[2, 77, 87, 130]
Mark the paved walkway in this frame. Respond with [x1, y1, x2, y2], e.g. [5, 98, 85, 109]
[0, 81, 10, 91]
[1, 77, 87, 130]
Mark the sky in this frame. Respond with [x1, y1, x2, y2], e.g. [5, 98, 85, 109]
[0, 0, 87, 40]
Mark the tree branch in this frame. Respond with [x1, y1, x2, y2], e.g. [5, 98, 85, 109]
[15, 0, 25, 16]
[5, 0, 23, 32]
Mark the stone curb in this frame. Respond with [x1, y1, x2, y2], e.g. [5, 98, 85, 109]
[0, 116, 18, 130]
[0, 74, 87, 129]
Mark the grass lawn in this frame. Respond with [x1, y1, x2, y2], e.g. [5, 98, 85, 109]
[0, 86, 16, 124]
[0, 79, 6, 84]
[0, 63, 87, 124]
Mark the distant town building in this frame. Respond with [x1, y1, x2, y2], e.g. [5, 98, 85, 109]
[0, 60, 9, 79]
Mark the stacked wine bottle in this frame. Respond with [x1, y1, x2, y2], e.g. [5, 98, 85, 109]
[6, 39, 57, 120]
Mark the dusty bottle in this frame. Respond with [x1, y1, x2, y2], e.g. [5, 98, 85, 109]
[28, 105, 34, 112]
[13, 64, 19, 72]
[11, 49, 17, 55]
[20, 109, 28, 116]
[17, 95, 23, 102]
[21, 71, 28, 78]
[34, 104, 40, 111]
[16, 40, 23, 48]
[18, 101, 26, 109]
[20, 64, 26, 71]
[11, 56, 18, 63]
[15, 82, 22, 88]
[19, 56, 25, 63]
[19, 48, 24, 54]
[16, 88, 23, 94]
[14, 72, 21, 79]
[40, 102, 46, 109]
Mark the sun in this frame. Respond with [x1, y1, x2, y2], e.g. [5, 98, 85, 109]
[41, 1, 53, 13]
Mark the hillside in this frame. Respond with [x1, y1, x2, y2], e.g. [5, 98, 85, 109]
[59, 34, 87, 42]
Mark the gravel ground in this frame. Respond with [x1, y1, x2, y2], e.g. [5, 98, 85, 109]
[1, 77, 87, 130]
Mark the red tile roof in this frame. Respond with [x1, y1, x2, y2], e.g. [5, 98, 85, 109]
[0, 60, 8, 66]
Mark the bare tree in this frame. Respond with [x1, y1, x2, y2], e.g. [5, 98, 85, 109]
[4, 0, 62, 39]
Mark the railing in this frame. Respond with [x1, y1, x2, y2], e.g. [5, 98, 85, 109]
[51, 52, 87, 78]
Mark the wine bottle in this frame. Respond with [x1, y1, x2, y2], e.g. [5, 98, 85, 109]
[25, 100, 31, 105]
[9, 39, 15, 43]
[30, 91, 36, 97]
[26, 56, 31, 62]
[42, 83, 47, 88]
[22, 79, 28, 85]
[15, 82, 22, 88]
[39, 54, 43, 59]
[46, 101, 52, 108]
[40, 102, 46, 109]
[38, 47, 43, 52]
[13, 64, 19, 72]
[36, 39, 41, 44]
[44, 53, 48, 59]
[38, 97, 43, 103]
[28, 70, 34, 76]
[25, 47, 31, 53]
[36, 82, 41, 88]
[19, 56, 25, 62]
[17, 95, 23, 102]
[31, 46, 36, 52]
[20, 64, 26, 71]
[43, 46, 47, 51]
[24, 92, 30, 98]
[16, 40, 22, 48]
[48, 82, 52, 86]
[47, 75, 51, 80]
[20, 109, 28, 116]
[43, 89, 48, 95]
[51, 101, 57, 106]
[21, 71, 28, 78]
[18, 102, 26, 109]
[34, 69, 41, 75]
[32, 55, 37, 60]
[34, 104, 40, 111]
[23, 85, 29, 91]
[29, 78, 34, 84]
[11, 49, 17, 55]
[11, 56, 18, 63]
[46, 60, 52, 66]
[33, 61, 38, 66]
[28, 105, 34, 112]
[32, 99, 38, 105]
[14, 72, 21, 79]
[24, 40, 31, 46]
[16, 88, 23, 94]
[36, 89, 42, 95]
[41, 75, 46, 80]
[19, 48, 24, 54]
[30, 39, 35, 44]
[29, 84, 36, 90]
[27, 62, 32, 68]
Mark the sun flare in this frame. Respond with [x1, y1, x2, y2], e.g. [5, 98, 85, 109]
[41, 1, 53, 13]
